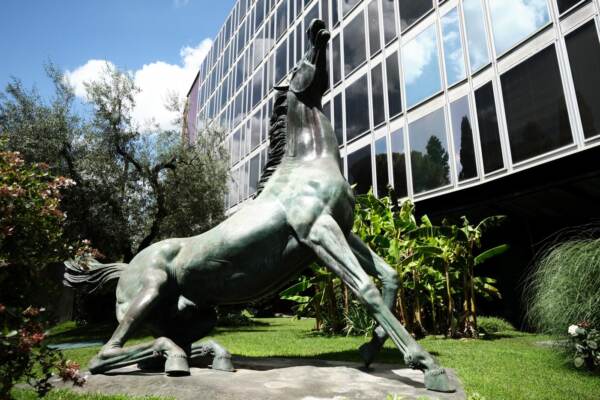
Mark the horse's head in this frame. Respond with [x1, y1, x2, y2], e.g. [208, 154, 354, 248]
[287, 19, 330, 107]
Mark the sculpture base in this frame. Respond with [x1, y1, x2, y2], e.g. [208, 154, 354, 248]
[55, 357, 466, 400]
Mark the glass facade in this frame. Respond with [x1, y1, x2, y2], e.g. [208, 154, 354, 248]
[184, 0, 600, 210]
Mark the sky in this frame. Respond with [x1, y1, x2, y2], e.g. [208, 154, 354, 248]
[0, 0, 235, 130]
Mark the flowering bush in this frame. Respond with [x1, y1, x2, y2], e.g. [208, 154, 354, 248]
[568, 322, 600, 371]
[0, 305, 85, 399]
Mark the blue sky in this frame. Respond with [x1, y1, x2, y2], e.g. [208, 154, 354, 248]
[0, 0, 234, 129]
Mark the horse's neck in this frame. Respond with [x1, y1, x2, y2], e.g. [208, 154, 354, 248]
[284, 94, 341, 164]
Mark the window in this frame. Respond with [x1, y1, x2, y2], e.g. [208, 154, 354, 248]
[501, 45, 572, 163]
[251, 110, 261, 150]
[557, 0, 589, 14]
[386, 52, 402, 117]
[399, 0, 432, 32]
[566, 20, 600, 138]
[334, 92, 344, 145]
[343, 11, 367, 77]
[252, 66, 263, 108]
[489, 0, 550, 56]
[332, 0, 340, 26]
[249, 154, 260, 194]
[304, 3, 319, 51]
[332, 34, 342, 85]
[256, 0, 266, 29]
[441, 8, 466, 86]
[382, 0, 397, 44]
[371, 64, 386, 126]
[345, 74, 370, 141]
[275, 40, 287, 83]
[402, 24, 442, 108]
[474, 82, 503, 173]
[348, 144, 373, 195]
[321, 0, 330, 27]
[390, 129, 408, 197]
[276, 1, 288, 39]
[368, 0, 381, 57]
[232, 130, 241, 164]
[375, 137, 389, 197]
[450, 96, 477, 181]
[463, 0, 490, 72]
[342, 0, 361, 16]
[409, 108, 451, 193]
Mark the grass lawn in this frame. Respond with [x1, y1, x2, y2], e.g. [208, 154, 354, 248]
[16, 317, 599, 400]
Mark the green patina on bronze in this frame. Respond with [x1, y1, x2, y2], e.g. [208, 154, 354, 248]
[64, 20, 454, 393]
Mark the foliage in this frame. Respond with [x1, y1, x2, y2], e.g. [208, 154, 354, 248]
[524, 233, 600, 336]
[568, 322, 600, 371]
[477, 316, 515, 335]
[281, 191, 507, 338]
[0, 65, 229, 267]
[0, 305, 84, 400]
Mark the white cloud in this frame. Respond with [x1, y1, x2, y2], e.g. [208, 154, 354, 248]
[65, 39, 212, 131]
[402, 25, 437, 85]
[489, 0, 549, 55]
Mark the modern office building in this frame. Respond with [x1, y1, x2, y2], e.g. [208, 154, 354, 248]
[185, 0, 600, 216]
[184, 0, 600, 321]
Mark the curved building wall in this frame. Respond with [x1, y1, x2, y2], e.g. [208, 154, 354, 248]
[187, 0, 600, 211]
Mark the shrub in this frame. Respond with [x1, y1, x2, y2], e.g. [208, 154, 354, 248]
[477, 316, 515, 334]
[525, 234, 600, 335]
[568, 322, 600, 371]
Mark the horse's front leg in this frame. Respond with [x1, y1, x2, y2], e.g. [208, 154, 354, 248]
[348, 233, 398, 367]
[305, 214, 454, 393]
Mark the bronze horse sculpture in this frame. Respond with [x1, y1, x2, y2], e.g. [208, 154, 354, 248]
[64, 19, 454, 393]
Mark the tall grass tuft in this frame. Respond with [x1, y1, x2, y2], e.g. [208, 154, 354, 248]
[525, 228, 600, 335]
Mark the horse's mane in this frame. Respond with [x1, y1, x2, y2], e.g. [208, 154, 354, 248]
[254, 88, 288, 197]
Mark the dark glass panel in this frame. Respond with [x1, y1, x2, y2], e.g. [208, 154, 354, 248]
[501, 45, 572, 163]
[276, 39, 287, 83]
[409, 108, 451, 193]
[348, 144, 373, 195]
[390, 128, 408, 197]
[382, 0, 397, 44]
[251, 110, 261, 150]
[345, 74, 370, 141]
[256, 0, 266, 29]
[343, 11, 367, 76]
[386, 52, 402, 118]
[332, 34, 342, 84]
[450, 96, 477, 181]
[249, 154, 260, 195]
[321, 0, 330, 28]
[296, 23, 302, 63]
[305, 4, 319, 52]
[557, 0, 588, 14]
[323, 100, 331, 122]
[334, 93, 344, 145]
[342, 0, 361, 15]
[252, 66, 263, 108]
[232, 130, 241, 164]
[332, 0, 340, 26]
[474, 82, 503, 173]
[566, 20, 600, 138]
[288, 31, 295, 71]
[371, 64, 386, 127]
[276, 1, 288, 39]
[368, 0, 381, 56]
[375, 137, 389, 197]
[399, 0, 432, 32]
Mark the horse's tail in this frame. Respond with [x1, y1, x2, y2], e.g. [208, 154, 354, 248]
[63, 259, 126, 293]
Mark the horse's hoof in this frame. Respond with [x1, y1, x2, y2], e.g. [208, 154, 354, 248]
[165, 354, 190, 376]
[358, 342, 376, 368]
[211, 356, 235, 372]
[424, 368, 455, 393]
[88, 356, 103, 374]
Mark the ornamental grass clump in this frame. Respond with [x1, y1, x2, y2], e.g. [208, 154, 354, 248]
[525, 231, 600, 336]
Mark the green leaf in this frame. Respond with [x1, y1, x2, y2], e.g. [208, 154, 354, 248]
[279, 278, 312, 297]
[474, 244, 509, 266]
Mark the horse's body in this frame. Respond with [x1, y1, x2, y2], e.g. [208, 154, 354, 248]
[64, 19, 453, 393]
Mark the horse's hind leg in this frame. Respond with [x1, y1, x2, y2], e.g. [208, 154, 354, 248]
[348, 233, 398, 367]
[305, 215, 454, 393]
[90, 268, 190, 374]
